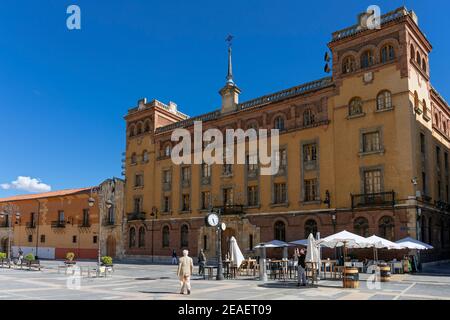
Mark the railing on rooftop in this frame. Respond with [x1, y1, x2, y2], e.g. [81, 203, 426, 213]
[237, 77, 333, 110]
[332, 7, 410, 42]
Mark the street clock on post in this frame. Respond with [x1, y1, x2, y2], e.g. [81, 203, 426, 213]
[206, 212, 219, 227]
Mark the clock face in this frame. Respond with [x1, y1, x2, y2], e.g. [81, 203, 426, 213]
[207, 213, 219, 227]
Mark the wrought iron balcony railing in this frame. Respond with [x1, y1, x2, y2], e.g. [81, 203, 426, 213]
[218, 205, 245, 216]
[26, 222, 36, 229]
[351, 191, 395, 209]
[103, 220, 115, 226]
[127, 212, 146, 221]
[51, 221, 66, 228]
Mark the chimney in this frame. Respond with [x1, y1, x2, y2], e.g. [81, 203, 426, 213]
[168, 101, 178, 113]
[138, 98, 147, 110]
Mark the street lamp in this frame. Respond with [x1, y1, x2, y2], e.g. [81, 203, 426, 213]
[150, 206, 158, 263]
[0, 204, 21, 260]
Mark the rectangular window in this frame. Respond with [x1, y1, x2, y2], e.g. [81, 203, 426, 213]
[275, 149, 287, 170]
[58, 211, 65, 223]
[163, 170, 171, 183]
[72, 236, 77, 243]
[274, 183, 287, 204]
[201, 163, 211, 178]
[182, 194, 190, 211]
[438, 180, 442, 200]
[223, 188, 234, 206]
[436, 146, 441, 168]
[303, 144, 317, 162]
[201, 191, 211, 210]
[249, 234, 254, 250]
[247, 186, 259, 206]
[163, 196, 170, 212]
[134, 198, 142, 213]
[93, 236, 98, 244]
[445, 152, 449, 173]
[40, 235, 45, 243]
[28, 235, 33, 243]
[304, 179, 318, 202]
[247, 154, 259, 173]
[82, 209, 90, 226]
[363, 131, 380, 153]
[135, 173, 144, 187]
[30, 212, 36, 226]
[422, 171, 427, 195]
[364, 170, 382, 194]
[181, 167, 191, 182]
[420, 133, 425, 154]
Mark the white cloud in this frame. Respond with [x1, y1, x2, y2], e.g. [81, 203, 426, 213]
[0, 176, 51, 193]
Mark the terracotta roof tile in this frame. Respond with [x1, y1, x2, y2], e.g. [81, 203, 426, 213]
[0, 187, 93, 203]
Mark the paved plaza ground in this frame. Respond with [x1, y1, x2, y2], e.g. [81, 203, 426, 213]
[1, 260, 450, 300]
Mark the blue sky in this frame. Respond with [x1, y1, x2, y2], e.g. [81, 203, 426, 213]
[0, 0, 449, 197]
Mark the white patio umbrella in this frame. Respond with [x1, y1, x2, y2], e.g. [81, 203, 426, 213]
[318, 230, 371, 263]
[365, 235, 404, 262]
[305, 233, 320, 271]
[395, 237, 433, 250]
[229, 236, 245, 268]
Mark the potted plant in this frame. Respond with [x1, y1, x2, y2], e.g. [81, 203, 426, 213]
[24, 253, 35, 262]
[101, 256, 113, 267]
[64, 252, 76, 265]
[0, 252, 6, 262]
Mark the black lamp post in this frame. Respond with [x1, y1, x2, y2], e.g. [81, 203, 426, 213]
[150, 207, 158, 263]
[215, 208, 224, 281]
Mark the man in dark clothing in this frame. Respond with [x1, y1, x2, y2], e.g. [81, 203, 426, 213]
[297, 249, 307, 287]
[198, 249, 207, 275]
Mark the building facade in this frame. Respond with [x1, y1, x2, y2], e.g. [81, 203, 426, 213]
[0, 178, 125, 260]
[123, 7, 450, 263]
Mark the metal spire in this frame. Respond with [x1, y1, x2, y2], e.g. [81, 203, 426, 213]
[225, 34, 234, 84]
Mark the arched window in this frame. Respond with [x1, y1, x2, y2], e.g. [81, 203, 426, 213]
[410, 44, 415, 60]
[129, 125, 136, 137]
[381, 44, 395, 63]
[247, 121, 258, 131]
[416, 51, 421, 65]
[354, 217, 369, 237]
[422, 58, 427, 73]
[142, 150, 149, 163]
[274, 221, 286, 242]
[378, 216, 395, 241]
[129, 227, 136, 248]
[162, 226, 170, 248]
[360, 50, 374, 69]
[349, 97, 363, 116]
[131, 153, 137, 165]
[138, 227, 145, 248]
[303, 109, 315, 126]
[435, 114, 439, 126]
[342, 56, 356, 74]
[414, 91, 420, 111]
[181, 224, 189, 248]
[377, 90, 392, 110]
[304, 219, 318, 238]
[137, 122, 143, 135]
[428, 217, 433, 245]
[164, 144, 171, 157]
[274, 116, 285, 131]
[144, 120, 150, 132]
[107, 205, 115, 224]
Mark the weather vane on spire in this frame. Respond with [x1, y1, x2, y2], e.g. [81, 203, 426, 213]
[225, 34, 234, 84]
[225, 34, 234, 48]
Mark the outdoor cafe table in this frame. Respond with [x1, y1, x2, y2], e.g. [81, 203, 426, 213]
[320, 260, 338, 279]
[268, 260, 289, 281]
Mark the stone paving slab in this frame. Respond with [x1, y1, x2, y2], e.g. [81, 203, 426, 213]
[2, 261, 450, 300]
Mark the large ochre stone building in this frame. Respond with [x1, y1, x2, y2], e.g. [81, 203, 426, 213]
[124, 7, 450, 263]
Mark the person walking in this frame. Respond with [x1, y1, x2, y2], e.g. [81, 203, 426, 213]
[198, 249, 207, 276]
[297, 248, 307, 287]
[171, 249, 178, 265]
[177, 249, 194, 295]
